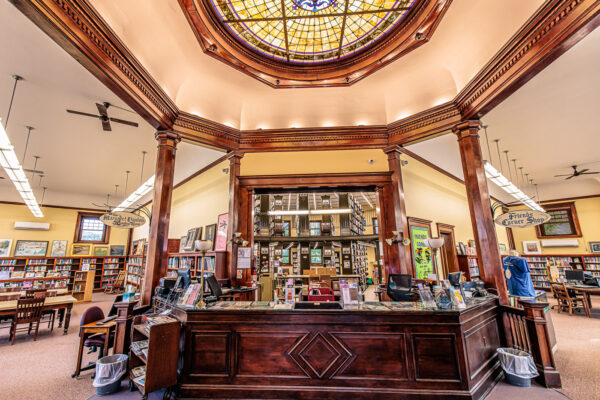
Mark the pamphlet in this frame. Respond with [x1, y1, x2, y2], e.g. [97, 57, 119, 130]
[417, 283, 437, 308]
[450, 287, 466, 309]
[284, 278, 295, 304]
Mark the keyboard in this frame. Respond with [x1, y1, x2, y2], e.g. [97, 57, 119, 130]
[95, 315, 117, 325]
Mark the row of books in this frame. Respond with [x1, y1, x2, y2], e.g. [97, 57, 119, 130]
[142, 316, 177, 334]
[0, 271, 69, 279]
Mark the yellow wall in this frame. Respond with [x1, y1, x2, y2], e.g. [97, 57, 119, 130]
[509, 197, 600, 254]
[132, 160, 230, 241]
[0, 203, 129, 256]
[241, 149, 388, 175]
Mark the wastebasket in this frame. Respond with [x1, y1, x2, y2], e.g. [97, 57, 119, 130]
[92, 354, 128, 396]
[496, 348, 538, 387]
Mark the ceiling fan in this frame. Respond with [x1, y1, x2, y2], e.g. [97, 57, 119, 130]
[66, 102, 139, 131]
[554, 165, 600, 180]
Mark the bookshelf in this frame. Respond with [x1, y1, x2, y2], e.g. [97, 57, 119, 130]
[0, 256, 125, 292]
[583, 256, 600, 277]
[72, 270, 95, 302]
[523, 256, 550, 290]
[165, 251, 228, 284]
[351, 242, 368, 290]
[129, 315, 179, 398]
[457, 255, 480, 281]
[520, 254, 600, 290]
[125, 255, 146, 293]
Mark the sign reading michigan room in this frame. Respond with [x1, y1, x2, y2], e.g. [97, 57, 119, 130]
[100, 212, 146, 228]
[494, 210, 551, 228]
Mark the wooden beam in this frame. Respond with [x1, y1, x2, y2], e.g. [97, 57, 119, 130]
[227, 151, 244, 285]
[142, 131, 181, 304]
[453, 121, 508, 304]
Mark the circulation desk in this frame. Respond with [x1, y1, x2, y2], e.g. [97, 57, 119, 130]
[172, 297, 502, 399]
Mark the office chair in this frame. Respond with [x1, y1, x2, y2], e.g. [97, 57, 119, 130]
[205, 275, 235, 302]
[72, 306, 115, 378]
[387, 274, 414, 302]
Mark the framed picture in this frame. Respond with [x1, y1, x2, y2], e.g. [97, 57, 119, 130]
[408, 217, 435, 280]
[0, 239, 13, 257]
[522, 241, 542, 255]
[184, 227, 202, 251]
[93, 245, 109, 256]
[459, 242, 467, 256]
[109, 245, 125, 256]
[71, 244, 91, 256]
[535, 202, 582, 239]
[14, 240, 48, 257]
[204, 224, 217, 250]
[589, 242, 600, 254]
[50, 240, 68, 257]
[214, 213, 229, 251]
[498, 243, 507, 255]
[179, 236, 187, 253]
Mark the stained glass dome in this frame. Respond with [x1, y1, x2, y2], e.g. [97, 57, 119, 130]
[209, 0, 417, 63]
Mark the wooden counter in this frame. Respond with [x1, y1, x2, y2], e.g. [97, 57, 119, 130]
[172, 298, 502, 399]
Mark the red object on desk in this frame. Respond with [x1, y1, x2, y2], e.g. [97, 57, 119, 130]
[308, 287, 335, 302]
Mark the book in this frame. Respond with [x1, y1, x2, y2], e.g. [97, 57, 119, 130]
[11, 271, 25, 279]
[131, 366, 146, 378]
[131, 339, 149, 354]
[417, 283, 437, 308]
[132, 375, 145, 386]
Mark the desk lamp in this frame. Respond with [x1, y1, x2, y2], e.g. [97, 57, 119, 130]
[194, 239, 213, 309]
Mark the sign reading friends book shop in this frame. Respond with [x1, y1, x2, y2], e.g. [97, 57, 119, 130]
[494, 210, 551, 228]
[410, 225, 434, 280]
[100, 212, 146, 228]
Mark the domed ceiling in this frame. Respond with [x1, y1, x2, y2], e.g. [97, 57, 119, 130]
[180, 0, 452, 87]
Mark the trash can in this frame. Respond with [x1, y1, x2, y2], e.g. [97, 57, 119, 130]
[92, 354, 128, 396]
[497, 348, 538, 387]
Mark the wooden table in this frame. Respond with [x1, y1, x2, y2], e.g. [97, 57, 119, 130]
[0, 288, 68, 300]
[0, 295, 76, 335]
[565, 285, 600, 317]
[73, 319, 116, 377]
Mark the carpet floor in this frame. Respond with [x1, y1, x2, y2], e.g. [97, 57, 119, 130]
[1, 293, 598, 400]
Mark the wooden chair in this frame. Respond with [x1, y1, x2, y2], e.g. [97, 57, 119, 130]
[551, 283, 586, 315]
[9, 297, 46, 345]
[104, 271, 125, 294]
[25, 289, 56, 331]
[0, 287, 21, 293]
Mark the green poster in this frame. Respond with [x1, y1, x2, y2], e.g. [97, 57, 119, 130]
[410, 226, 433, 279]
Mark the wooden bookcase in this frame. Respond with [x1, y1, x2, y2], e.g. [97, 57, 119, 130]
[72, 270, 95, 302]
[457, 255, 480, 280]
[166, 251, 228, 284]
[129, 315, 180, 398]
[125, 255, 146, 293]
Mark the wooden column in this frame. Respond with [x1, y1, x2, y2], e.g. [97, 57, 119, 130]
[453, 121, 508, 304]
[113, 301, 136, 355]
[227, 151, 244, 285]
[383, 146, 412, 275]
[142, 131, 181, 305]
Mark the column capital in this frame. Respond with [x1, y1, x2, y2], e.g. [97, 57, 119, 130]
[452, 120, 481, 140]
[383, 145, 403, 157]
[155, 130, 182, 143]
[227, 150, 244, 162]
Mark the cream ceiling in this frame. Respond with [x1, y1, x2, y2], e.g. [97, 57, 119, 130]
[407, 26, 600, 203]
[0, 1, 224, 210]
[89, 0, 543, 130]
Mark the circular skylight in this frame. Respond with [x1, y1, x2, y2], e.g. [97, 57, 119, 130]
[209, 0, 417, 64]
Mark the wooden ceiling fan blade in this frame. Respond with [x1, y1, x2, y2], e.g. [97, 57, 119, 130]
[566, 175, 575, 180]
[554, 174, 572, 177]
[101, 118, 112, 131]
[109, 117, 139, 127]
[578, 168, 590, 174]
[66, 109, 101, 119]
[581, 171, 600, 175]
[96, 102, 109, 117]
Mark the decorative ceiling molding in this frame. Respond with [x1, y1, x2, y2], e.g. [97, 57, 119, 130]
[388, 102, 461, 145]
[10, 0, 178, 130]
[240, 125, 389, 152]
[178, 0, 452, 88]
[456, 0, 600, 119]
[173, 112, 240, 151]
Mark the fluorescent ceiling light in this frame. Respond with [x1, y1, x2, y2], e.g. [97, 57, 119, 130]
[0, 119, 43, 217]
[484, 162, 544, 212]
[113, 175, 155, 212]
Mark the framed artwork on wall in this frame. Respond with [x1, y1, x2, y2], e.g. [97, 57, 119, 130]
[14, 240, 48, 257]
[407, 217, 435, 280]
[72, 244, 91, 256]
[522, 241, 542, 255]
[93, 245, 109, 256]
[0, 239, 13, 257]
[204, 224, 217, 250]
[535, 202, 582, 239]
[214, 213, 229, 251]
[109, 245, 125, 256]
[50, 240, 68, 257]
[589, 242, 600, 254]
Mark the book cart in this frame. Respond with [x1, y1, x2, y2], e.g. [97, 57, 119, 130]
[129, 315, 180, 400]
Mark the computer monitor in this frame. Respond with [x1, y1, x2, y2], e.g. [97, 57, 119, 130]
[177, 268, 192, 289]
[387, 274, 412, 301]
[205, 275, 222, 298]
[565, 269, 585, 282]
[447, 272, 462, 287]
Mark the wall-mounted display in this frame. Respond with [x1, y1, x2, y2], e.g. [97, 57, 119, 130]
[93, 245, 109, 256]
[204, 224, 217, 250]
[109, 245, 126, 256]
[0, 239, 13, 257]
[14, 240, 48, 257]
[589, 242, 600, 254]
[50, 240, 68, 257]
[214, 213, 229, 251]
[408, 218, 435, 280]
[535, 202, 581, 239]
[71, 243, 91, 256]
[522, 241, 542, 255]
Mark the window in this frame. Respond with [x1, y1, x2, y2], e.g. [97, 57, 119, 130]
[535, 202, 582, 239]
[75, 212, 110, 244]
[309, 221, 321, 236]
[373, 217, 379, 235]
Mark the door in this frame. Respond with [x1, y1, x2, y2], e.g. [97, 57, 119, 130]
[437, 223, 459, 277]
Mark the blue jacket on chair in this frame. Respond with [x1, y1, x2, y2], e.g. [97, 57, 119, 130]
[502, 255, 536, 297]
